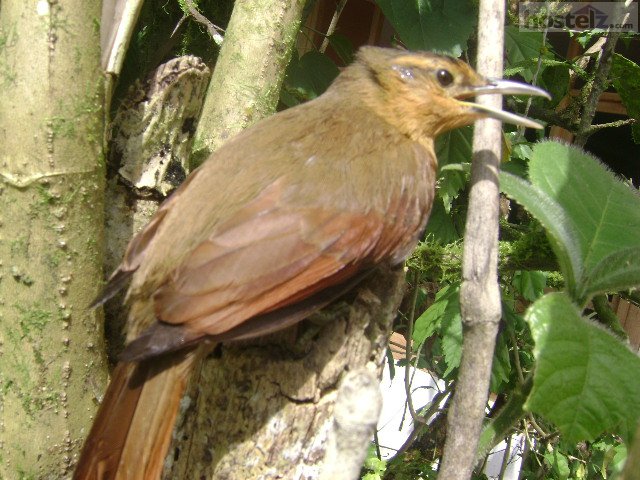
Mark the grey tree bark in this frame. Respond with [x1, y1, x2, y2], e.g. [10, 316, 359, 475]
[439, 0, 505, 478]
[0, 1, 108, 477]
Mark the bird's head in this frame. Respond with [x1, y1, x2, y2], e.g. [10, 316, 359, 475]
[347, 47, 550, 140]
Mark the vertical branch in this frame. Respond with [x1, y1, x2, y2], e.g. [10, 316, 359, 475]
[0, 1, 108, 476]
[192, 0, 307, 161]
[438, 0, 505, 478]
[573, 1, 631, 146]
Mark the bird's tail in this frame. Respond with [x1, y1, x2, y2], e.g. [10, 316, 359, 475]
[73, 349, 200, 480]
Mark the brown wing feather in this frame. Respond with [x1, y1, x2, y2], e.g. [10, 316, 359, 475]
[152, 206, 383, 336]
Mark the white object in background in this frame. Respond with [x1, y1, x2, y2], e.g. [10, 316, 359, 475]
[376, 363, 445, 459]
[376, 361, 525, 480]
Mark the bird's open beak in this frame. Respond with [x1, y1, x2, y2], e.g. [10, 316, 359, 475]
[458, 79, 551, 129]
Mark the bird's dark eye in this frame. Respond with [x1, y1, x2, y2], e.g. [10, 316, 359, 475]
[436, 69, 454, 87]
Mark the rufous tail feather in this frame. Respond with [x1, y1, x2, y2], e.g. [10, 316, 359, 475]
[74, 349, 200, 480]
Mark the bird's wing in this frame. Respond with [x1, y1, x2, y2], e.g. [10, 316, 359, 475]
[119, 173, 404, 360]
[153, 177, 388, 334]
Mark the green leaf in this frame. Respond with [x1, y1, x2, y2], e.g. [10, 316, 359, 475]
[512, 270, 547, 302]
[413, 284, 460, 345]
[327, 33, 354, 66]
[610, 54, 640, 143]
[540, 64, 570, 107]
[440, 305, 462, 377]
[582, 247, 640, 299]
[544, 449, 570, 480]
[281, 51, 339, 106]
[525, 292, 640, 443]
[500, 170, 582, 297]
[436, 126, 472, 210]
[505, 25, 546, 82]
[424, 198, 460, 244]
[374, 0, 477, 56]
[528, 142, 640, 301]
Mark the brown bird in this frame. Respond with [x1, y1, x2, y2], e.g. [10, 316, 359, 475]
[74, 47, 548, 479]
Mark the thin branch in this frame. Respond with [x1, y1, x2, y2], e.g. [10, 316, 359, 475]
[497, 435, 513, 480]
[438, 0, 505, 477]
[583, 118, 636, 136]
[527, 414, 548, 438]
[319, 0, 348, 53]
[574, 3, 630, 146]
[182, 0, 224, 46]
[404, 271, 428, 425]
[395, 385, 452, 457]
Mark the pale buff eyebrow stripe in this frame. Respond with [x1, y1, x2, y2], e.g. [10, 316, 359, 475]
[394, 53, 461, 70]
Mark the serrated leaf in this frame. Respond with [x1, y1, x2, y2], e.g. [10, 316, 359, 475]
[505, 25, 546, 82]
[512, 270, 547, 302]
[610, 54, 640, 143]
[525, 292, 640, 443]
[374, 0, 477, 56]
[413, 284, 459, 345]
[436, 126, 472, 210]
[500, 170, 582, 297]
[528, 141, 640, 301]
[582, 247, 640, 298]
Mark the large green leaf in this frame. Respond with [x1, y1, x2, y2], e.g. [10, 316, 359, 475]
[413, 283, 459, 345]
[528, 142, 640, 300]
[501, 141, 640, 303]
[374, 0, 477, 56]
[610, 54, 640, 143]
[525, 292, 640, 443]
[505, 25, 546, 82]
[500, 171, 582, 297]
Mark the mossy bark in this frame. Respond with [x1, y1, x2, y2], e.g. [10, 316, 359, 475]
[192, 0, 307, 164]
[0, 1, 108, 477]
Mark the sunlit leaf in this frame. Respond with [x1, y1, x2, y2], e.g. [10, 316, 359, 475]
[413, 283, 459, 346]
[525, 293, 640, 443]
[505, 25, 546, 82]
[512, 270, 547, 302]
[528, 142, 640, 301]
[375, 0, 476, 56]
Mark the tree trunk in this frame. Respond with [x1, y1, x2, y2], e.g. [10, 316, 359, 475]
[192, 0, 307, 163]
[0, 1, 108, 477]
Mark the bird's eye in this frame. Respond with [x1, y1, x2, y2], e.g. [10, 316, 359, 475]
[436, 69, 454, 87]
